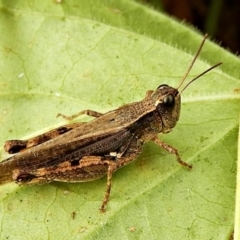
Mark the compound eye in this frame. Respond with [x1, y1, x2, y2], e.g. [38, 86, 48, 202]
[163, 94, 175, 107]
[157, 84, 169, 90]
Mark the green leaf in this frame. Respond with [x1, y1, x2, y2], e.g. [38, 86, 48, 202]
[235, 119, 240, 239]
[0, 1, 239, 239]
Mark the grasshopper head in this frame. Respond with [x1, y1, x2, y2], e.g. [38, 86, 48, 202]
[152, 84, 181, 132]
[150, 35, 222, 134]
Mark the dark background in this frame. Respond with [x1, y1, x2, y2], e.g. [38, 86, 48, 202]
[143, 0, 240, 54]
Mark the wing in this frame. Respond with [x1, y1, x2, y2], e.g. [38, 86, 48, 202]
[0, 96, 156, 184]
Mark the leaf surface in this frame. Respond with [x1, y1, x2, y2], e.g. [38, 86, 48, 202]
[0, 1, 239, 239]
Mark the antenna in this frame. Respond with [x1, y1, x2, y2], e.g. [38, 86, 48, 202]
[180, 62, 222, 93]
[176, 34, 222, 92]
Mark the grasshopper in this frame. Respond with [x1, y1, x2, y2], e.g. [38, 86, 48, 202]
[0, 35, 221, 212]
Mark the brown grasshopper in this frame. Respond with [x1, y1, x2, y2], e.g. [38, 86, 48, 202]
[0, 35, 221, 212]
